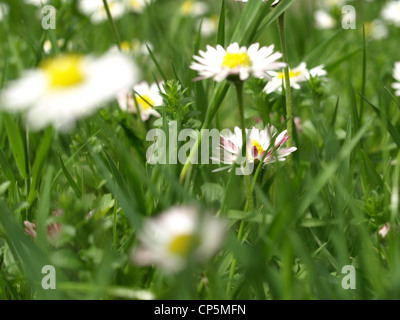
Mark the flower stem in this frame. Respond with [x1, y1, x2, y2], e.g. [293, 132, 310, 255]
[235, 81, 246, 158]
[226, 82, 254, 296]
[234, 81, 254, 211]
[102, 0, 122, 51]
[278, 12, 293, 149]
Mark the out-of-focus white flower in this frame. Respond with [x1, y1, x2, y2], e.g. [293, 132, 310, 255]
[132, 206, 227, 273]
[364, 20, 388, 41]
[212, 125, 297, 172]
[314, 10, 336, 29]
[322, 0, 346, 9]
[392, 62, 400, 96]
[235, 0, 280, 6]
[190, 42, 286, 82]
[116, 39, 153, 56]
[379, 223, 390, 238]
[24, 0, 50, 5]
[263, 62, 327, 94]
[117, 81, 162, 121]
[197, 15, 219, 38]
[180, 0, 208, 17]
[0, 51, 140, 131]
[0, 3, 9, 21]
[125, 0, 151, 13]
[79, 0, 125, 24]
[43, 39, 66, 54]
[381, 1, 400, 27]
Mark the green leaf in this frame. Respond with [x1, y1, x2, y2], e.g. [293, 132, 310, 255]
[217, 0, 225, 47]
[93, 194, 115, 219]
[359, 92, 400, 149]
[3, 114, 27, 179]
[201, 182, 225, 203]
[28, 127, 53, 204]
[58, 153, 82, 198]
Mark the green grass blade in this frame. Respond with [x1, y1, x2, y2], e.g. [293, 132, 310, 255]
[58, 153, 82, 198]
[3, 114, 27, 179]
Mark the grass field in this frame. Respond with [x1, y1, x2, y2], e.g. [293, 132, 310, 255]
[0, 0, 400, 300]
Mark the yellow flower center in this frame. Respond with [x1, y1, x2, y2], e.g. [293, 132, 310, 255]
[181, 1, 193, 15]
[277, 70, 301, 79]
[210, 14, 219, 27]
[41, 54, 85, 89]
[364, 21, 372, 36]
[251, 139, 265, 154]
[168, 233, 197, 256]
[121, 41, 132, 53]
[101, 2, 116, 14]
[129, 0, 142, 9]
[222, 52, 252, 69]
[136, 94, 155, 110]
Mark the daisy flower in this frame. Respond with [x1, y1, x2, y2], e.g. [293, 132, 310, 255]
[364, 20, 388, 41]
[79, 0, 125, 24]
[190, 42, 286, 82]
[24, 210, 64, 244]
[196, 15, 219, 38]
[379, 223, 390, 239]
[213, 125, 297, 173]
[180, 0, 208, 17]
[24, 0, 50, 5]
[0, 3, 9, 21]
[125, 0, 151, 14]
[0, 51, 139, 131]
[392, 62, 400, 96]
[381, 1, 400, 27]
[132, 206, 227, 273]
[117, 81, 163, 121]
[263, 62, 327, 94]
[314, 10, 337, 29]
[43, 39, 66, 54]
[235, 0, 280, 6]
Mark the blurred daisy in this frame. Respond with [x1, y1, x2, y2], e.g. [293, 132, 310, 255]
[125, 0, 151, 13]
[24, 0, 50, 5]
[0, 51, 139, 131]
[213, 125, 297, 172]
[322, 0, 346, 9]
[24, 210, 64, 244]
[392, 62, 400, 96]
[196, 15, 219, 38]
[364, 20, 388, 41]
[132, 206, 227, 273]
[43, 39, 66, 54]
[190, 42, 285, 82]
[314, 10, 336, 29]
[381, 1, 400, 27]
[379, 223, 390, 238]
[180, 0, 208, 17]
[79, 0, 125, 24]
[0, 3, 9, 21]
[263, 62, 327, 94]
[117, 39, 153, 56]
[235, 0, 280, 6]
[117, 81, 162, 121]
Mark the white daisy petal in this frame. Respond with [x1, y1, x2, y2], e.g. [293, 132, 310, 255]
[190, 42, 285, 82]
[132, 206, 227, 273]
[1, 51, 140, 131]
